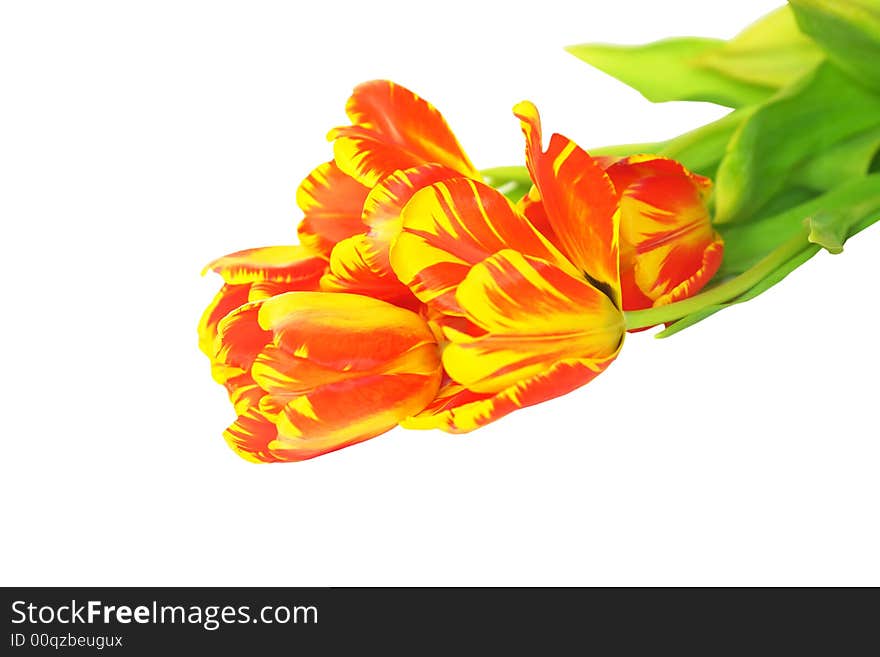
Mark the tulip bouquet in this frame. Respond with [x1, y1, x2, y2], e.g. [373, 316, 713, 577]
[199, 1, 880, 463]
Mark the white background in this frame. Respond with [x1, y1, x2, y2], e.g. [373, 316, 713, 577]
[2, 0, 878, 586]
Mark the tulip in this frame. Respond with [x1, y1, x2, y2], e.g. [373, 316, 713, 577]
[211, 291, 442, 462]
[389, 102, 625, 432]
[600, 155, 724, 311]
[297, 80, 481, 308]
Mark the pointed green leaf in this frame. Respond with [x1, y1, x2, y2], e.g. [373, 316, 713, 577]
[790, 0, 880, 91]
[713, 62, 880, 224]
[791, 126, 880, 191]
[565, 38, 771, 107]
[656, 174, 880, 336]
[566, 7, 824, 108]
[699, 6, 824, 88]
[719, 174, 880, 274]
[807, 210, 847, 253]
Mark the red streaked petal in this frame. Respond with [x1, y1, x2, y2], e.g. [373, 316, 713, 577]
[641, 236, 724, 307]
[403, 359, 612, 434]
[198, 283, 250, 356]
[618, 173, 722, 306]
[319, 235, 421, 310]
[445, 250, 624, 393]
[329, 80, 479, 187]
[390, 177, 573, 313]
[203, 245, 327, 285]
[604, 155, 712, 201]
[256, 291, 437, 373]
[224, 371, 264, 415]
[513, 101, 620, 302]
[362, 163, 460, 275]
[224, 408, 279, 463]
[517, 185, 558, 246]
[213, 301, 272, 372]
[271, 367, 441, 461]
[295, 161, 369, 257]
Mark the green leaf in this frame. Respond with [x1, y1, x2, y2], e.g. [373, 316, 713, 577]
[790, 125, 880, 191]
[565, 37, 771, 108]
[713, 61, 880, 224]
[656, 109, 747, 177]
[718, 173, 880, 274]
[566, 6, 824, 108]
[790, 0, 880, 91]
[653, 174, 880, 336]
[698, 6, 824, 88]
[807, 210, 847, 253]
[655, 245, 819, 337]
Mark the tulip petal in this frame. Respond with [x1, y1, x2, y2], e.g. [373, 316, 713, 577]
[257, 291, 438, 373]
[319, 235, 420, 310]
[203, 245, 327, 285]
[198, 283, 250, 356]
[617, 171, 723, 306]
[513, 101, 620, 303]
[224, 408, 279, 463]
[213, 301, 273, 374]
[390, 177, 572, 313]
[271, 369, 441, 461]
[603, 154, 712, 199]
[362, 164, 460, 273]
[517, 185, 558, 246]
[329, 80, 479, 187]
[295, 161, 370, 257]
[445, 250, 624, 393]
[403, 359, 612, 433]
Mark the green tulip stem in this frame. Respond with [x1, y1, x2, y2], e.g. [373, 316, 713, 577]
[623, 228, 815, 331]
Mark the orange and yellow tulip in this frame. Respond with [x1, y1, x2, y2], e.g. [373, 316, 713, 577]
[298, 80, 481, 309]
[389, 102, 625, 432]
[201, 80, 477, 355]
[200, 78, 728, 458]
[598, 156, 723, 312]
[520, 154, 723, 314]
[211, 291, 442, 462]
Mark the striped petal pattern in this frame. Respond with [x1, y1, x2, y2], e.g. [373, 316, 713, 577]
[329, 80, 480, 187]
[295, 161, 370, 257]
[604, 155, 724, 309]
[198, 246, 327, 358]
[213, 292, 442, 462]
[514, 101, 620, 305]
[391, 177, 573, 314]
[390, 103, 625, 432]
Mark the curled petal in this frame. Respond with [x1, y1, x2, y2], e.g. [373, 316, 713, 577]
[320, 235, 420, 310]
[616, 170, 722, 308]
[362, 164, 461, 275]
[295, 161, 370, 257]
[390, 178, 572, 312]
[214, 301, 272, 373]
[203, 245, 327, 285]
[604, 155, 712, 200]
[198, 283, 250, 357]
[513, 101, 620, 303]
[329, 80, 479, 186]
